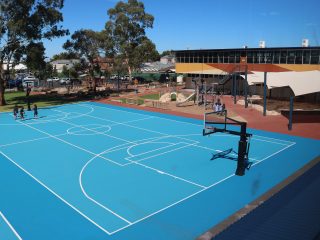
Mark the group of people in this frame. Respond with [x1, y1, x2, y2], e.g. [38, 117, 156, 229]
[13, 104, 38, 120]
[213, 98, 226, 114]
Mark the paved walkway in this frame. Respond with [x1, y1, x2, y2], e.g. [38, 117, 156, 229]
[223, 96, 320, 139]
[96, 95, 320, 140]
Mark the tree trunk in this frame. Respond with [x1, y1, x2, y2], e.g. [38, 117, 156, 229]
[88, 62, 96, 94]
[0, 65, 6, 106]
[128, 65, 132, 83]
[93, 77, 97, 93]
[0, 79, 6, 106]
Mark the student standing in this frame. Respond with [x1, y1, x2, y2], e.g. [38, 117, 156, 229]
[13, 105, 19, 120]
[33, 104, 38, 118]
[20, 106, 25, 120]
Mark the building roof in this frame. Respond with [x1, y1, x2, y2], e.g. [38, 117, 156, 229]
[161, 55, 175, 59]
[140, 62, 175, 73]
[246, 71, 320, 96]
[174, 46, 320, 53]
[2, 62, 27, 71]
[50, 59, 80, 65]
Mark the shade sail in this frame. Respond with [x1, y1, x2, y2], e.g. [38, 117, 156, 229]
[246, 71, 320, 96]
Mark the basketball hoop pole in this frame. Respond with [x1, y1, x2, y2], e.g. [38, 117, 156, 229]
[203, 110, 252, 176]
[235, 123, 249, 176]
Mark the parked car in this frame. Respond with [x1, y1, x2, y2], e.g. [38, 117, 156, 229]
[71, 78, 82, 85]
[110, 74, 118, 80]
[133, 76, 150, 83]
[22, 76, 39, 88]
[47, 77, 60, 82]
[7, 78, 22, 88]
[22, 80, 35, 88]
[23, 75, 38, 81]
[60, 78, 71, 85]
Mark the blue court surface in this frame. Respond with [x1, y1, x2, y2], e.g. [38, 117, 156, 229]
[0, 102, 319, 240]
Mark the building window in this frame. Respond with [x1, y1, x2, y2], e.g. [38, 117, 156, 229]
[280, 50, 287, 64]
[235, 51, 240, 63]
[273, 51, 280, 64]
[287, 51, 296, 64]
[302, 50, 311, 64]
[223, 52, 229, 63]
[185, 53, 190, 63]
[257, 52, 264, 64]
[310, 50, 320, 64]
[175, 48, 319, 65]
[247, 52, 253, 63]
[295, 50, 302, 64]
[229, 51, 235, 63]
[264, 51, 272, 63]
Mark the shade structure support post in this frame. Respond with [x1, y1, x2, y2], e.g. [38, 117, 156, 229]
[263, 72, 267, 116]
[244, 66, 248, 108]
[288, 96, 294, 130]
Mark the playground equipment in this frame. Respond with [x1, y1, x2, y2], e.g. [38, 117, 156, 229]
[176, 92, 196, 107]
[192, 78, 221, 109]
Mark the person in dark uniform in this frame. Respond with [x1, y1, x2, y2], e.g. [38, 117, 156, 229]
[33, 104, 38, 118]
[13, 104, 19, 120]
[20, 106, 25, 120]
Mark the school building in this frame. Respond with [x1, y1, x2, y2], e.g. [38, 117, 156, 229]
[174, 47, 320, 102]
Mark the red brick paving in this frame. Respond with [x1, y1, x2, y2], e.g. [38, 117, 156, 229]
[222, 96, 320, 140]
[95, 96, 320, 140]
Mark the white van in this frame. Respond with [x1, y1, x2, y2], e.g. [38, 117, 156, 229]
[22, 80, 35, 88]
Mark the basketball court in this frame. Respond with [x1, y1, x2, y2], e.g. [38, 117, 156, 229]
[0, 102, 319, 239]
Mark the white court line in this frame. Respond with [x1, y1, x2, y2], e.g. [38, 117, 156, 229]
[82, 103, 202, 127]
[85, 103, 296, 145]
[251, 137, 293, 146]
[48, 104, 300, 234]
[53, 108, 155, 128]
[176, 131, 293, 146]
[0, 125, 122, 148]
[93, 136, 173, 160]
[109, 116, 156, 127]
[17, 119, 124, 167]
[109, 172, 237, 235]
[0, 105, 94, 126]
[0, 151, 113, 235]
[109, 141, 297, 235]
[4, 103, 298, 236]
[124, 142, 201, 165]
[121, 146, 206, 189]
[3, 117, 206, 230]
[78, 154, 132, 225]
[193, 145, 259, 162]
[58, 119, 135, 144]
[252, 142, 297, 166]
[253, 134, 295, 144]
[0, 211, 23, 240]
[78, 143, 206, 228]
[67, 124, 111, 136]
[82, 113, 200, 145]
[0, 135, 64, 148]
[126, 141, 177, 157]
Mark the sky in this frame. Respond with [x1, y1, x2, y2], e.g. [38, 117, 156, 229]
[44, 0, 320, 58]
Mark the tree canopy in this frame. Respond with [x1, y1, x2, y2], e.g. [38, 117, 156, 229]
[25, 42, 46, 73]
[105, 0, 158, 77]
[51, 52, 79, 61]
[0, 0, 68, 105]
[64, 29, 110, 91]
[64, 29, 107, 63]
[160, 50, 174, 57]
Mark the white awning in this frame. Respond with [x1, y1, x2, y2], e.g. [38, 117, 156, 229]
[246, 71, 320, 96]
